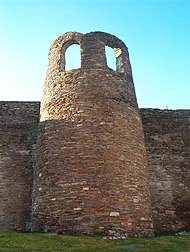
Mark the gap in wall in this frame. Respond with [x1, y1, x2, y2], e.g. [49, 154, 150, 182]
[65, 44, 81, 71]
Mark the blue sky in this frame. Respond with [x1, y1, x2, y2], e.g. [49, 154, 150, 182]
[0, 0, 189, 109]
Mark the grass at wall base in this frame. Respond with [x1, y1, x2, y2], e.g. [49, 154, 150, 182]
[0, 230, 190, 251]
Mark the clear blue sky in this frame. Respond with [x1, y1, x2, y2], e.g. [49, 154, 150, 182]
[0, 0, 189, 109]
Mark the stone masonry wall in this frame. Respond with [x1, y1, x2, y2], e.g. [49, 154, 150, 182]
[141, 109, 190, 233]
[0, 104, 189, 234]
[0, 101, 40, 231]
[31, 32, 153, 237]
[0, 35, 189, 236]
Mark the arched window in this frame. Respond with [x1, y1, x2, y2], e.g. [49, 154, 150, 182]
[105, 46, 116, 70]
[105, 42, 124, 73]
[65, 44, 81, 71]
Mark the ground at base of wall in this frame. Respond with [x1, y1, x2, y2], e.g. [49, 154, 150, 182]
[0, 230, 190, 252]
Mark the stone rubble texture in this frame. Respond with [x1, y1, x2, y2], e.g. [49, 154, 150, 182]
[32, 32, 153, 237]
[0, 31, 189, 236]
[141, 109, 190, 233]
[0, 101, 40, 231]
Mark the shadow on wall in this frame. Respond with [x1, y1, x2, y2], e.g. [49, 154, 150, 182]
[141, 109, 190, 234]
[31, 116, 153, 237]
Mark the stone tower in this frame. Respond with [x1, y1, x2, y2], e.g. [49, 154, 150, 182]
[32, 31, 153, 237]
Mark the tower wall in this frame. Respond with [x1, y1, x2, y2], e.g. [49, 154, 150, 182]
[32, 32, 153, 236]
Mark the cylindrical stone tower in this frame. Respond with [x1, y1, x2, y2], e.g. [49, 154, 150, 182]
[32, 31, 153, 237]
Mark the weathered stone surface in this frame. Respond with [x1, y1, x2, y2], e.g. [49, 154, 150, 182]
[141, 109, 190, 233]
[0, 32, 189, 237]
[31, 32, 153, 237]
[0, 101, 40, 231]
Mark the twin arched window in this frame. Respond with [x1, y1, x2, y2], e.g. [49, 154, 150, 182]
[63, 43, 123, 72]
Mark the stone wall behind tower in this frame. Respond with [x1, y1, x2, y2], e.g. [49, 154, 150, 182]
[0, 101, 40, 231]
[141, 109, 190, 233]
[0, 102, 189, 234]
[32, 32, 153, 237]
[0, 33, 189, 236]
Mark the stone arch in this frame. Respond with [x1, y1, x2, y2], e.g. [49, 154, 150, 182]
[48, 32, 83, 72]
[106, 44, 124, 72]
[80, 31, 131, 74]
[48, 31, 131, 74]
[104, 35, 128, 73]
